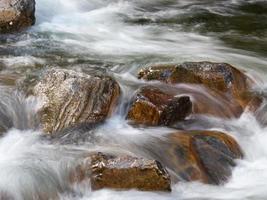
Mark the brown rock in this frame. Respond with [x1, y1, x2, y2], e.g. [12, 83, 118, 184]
[91, 153, 171, 191]
[244, 95, 263, 113]
[71, 153, 171, 192]
[138, 62, 253, 109]
[33, 68, 120, 134]
[126, 86, 192, 126]
[146, 130, 243, 185]
[127, 84, 243, 120]
[69, 130, 242, 186]
[0, 0, 35, 33]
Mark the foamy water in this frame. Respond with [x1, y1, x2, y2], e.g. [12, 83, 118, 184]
[0, 0, 267, 199]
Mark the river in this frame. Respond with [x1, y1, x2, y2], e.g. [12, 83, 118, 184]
[0, 0, 267, 199]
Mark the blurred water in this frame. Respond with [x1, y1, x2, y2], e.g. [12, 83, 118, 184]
[0, 0, 267, 199]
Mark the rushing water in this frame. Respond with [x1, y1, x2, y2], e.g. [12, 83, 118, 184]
[0, 0, 267, 199]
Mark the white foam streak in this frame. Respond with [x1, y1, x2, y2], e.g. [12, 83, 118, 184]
[1, 0, 267, 199]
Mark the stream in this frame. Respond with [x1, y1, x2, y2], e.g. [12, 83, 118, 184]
[0, 0, 267, 199]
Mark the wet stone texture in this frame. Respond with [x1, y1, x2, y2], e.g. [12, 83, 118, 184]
[0, 0, 35, 33]
[192, 135, 237, 184]
[90, 153, 171, 191]
[138, 61, 256, 110]
[33, 68, 120, 134]
[71, 153, 171, 192]
[127, 86, 192, 126]
[145, 130, 243, 185]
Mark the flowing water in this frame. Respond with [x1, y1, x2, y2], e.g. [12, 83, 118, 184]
[0, 0, 267, 199]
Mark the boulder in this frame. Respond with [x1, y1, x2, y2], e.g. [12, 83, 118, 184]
[0, 0, 35, 33]
[127, 84, 243, 120]
[146, 130, 243, 184]
[33, 68, 120, 134]
[126, 86, 192, 126]
[138, 62, 253, 109]
[71, 153, 171, 192]
[70, 131, 243, 186]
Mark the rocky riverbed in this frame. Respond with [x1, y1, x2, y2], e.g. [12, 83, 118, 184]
[0, 0, 267, 200]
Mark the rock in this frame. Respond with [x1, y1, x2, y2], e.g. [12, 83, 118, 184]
[33, 68, 120, 134]
[146, 130, 243, 184]
[70, 131, 242, 186]
[126, 86, 192, 126]
[0, 0, 35, 33]
[91, 153, 171, 191]
[244, 95, 263, 113]
[127, 84, 243, 120]
[0, 73, 19, 86]
[71, 153, 171, 192]
[138, 62, 253, 109]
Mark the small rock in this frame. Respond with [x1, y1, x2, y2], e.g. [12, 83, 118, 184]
[33, 68, 120, 134]
[86, 153, 171, 191]
[0, 0, 35, 33]
[127, 86, 192, 126]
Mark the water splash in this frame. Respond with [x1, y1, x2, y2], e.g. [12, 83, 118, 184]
[0, 0, 267, 199]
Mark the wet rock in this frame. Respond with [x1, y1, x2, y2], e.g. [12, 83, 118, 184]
[91, 153, 171, 191]
[127, 84, 243, 120]
[72, 153, 171, 192]
[146, 130, 243, 185]
[244, 95, 263, 113]
[0, 73, 19, 86]
[138, 62, 253, 109]
[127, 86, 192, 126]
[33, 68, 120, 134]
[0, 0, 35, 33]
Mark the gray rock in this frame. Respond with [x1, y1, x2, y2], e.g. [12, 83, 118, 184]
[33, 68, 120, 134]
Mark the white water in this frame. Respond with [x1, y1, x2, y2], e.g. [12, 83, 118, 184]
[1, 112, 267, 200]
[1, 0, 267, 199]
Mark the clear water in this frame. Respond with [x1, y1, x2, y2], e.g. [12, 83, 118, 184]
[0, 0, 267, 199]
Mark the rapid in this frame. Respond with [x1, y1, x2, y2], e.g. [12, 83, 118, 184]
[0, 0, 267, 199]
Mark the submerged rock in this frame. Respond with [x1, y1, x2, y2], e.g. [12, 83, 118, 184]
[0, 0, 35, 33]
[71, 153, 171, 192]
[147, 130, 243, 185]
[33, 68, 120, 134]
[138, 62, 253, 109]
[127, 86, 192, 126]
[69, 130, 242, 187]
[127, 84, 243, 120]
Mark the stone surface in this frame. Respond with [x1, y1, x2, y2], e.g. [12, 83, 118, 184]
[244, 95, 263, 113]
[138, 62, 253, 109]
[0, 0, 35, 33]
[127, 86, 192, 126]
[128, 84, 243, 120]
[146, 130, 243, 185]
[71, 153, 171, 192]
[33, 68, 120, 134]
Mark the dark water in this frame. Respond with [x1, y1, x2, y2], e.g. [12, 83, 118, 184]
[0, 0, 267, 72]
